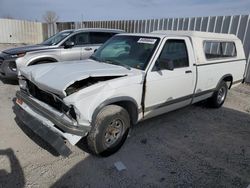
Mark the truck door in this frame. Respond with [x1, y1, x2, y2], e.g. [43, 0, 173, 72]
[144, 38, 196, 118]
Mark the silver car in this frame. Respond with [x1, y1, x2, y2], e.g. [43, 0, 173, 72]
[0, 28, 124, 79]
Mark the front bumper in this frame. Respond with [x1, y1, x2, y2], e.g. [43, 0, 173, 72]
[16, 91, 91, 136]
[14, 104, 72, 156]
[14, 90, 91, 156]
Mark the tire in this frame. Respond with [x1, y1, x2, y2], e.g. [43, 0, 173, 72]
[207, 81, 228, 108]
[87, 105, 130, 156]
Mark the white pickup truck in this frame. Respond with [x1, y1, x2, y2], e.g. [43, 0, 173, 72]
[15, 31, 247, 156]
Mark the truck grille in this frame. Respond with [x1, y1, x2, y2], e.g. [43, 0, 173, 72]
[26, 81, 68, 113]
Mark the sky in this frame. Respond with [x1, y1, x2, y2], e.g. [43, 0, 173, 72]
[0, 0, 249, 22]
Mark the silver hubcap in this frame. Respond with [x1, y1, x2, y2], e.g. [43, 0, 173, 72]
[104, 119, 123, 147]
[217, 87, 226, 104]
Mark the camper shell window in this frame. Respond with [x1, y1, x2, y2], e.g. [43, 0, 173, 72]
[203, 41, 237, 60]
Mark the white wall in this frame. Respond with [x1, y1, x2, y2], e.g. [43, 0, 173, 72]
[0, 19, 43, 44]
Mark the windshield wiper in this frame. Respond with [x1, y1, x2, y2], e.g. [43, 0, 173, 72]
[103, 59, 131, 70]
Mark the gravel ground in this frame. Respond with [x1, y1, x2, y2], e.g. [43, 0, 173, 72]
[0, 44, 250, 188]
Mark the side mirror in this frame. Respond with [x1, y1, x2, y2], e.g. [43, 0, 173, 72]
[64, 41, 75, 49]
[156, 58, 174, 71]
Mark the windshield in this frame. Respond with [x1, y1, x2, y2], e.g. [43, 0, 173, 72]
[41, 31, 73, 46]
[90, 35, 160, 70]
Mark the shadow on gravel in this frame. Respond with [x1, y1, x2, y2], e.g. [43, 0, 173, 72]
[52, 106, 250, 188]
[0, 77, 18, 85]
[0, 148, 25, 188]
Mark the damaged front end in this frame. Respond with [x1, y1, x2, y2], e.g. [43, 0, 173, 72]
[65, 76, 125, 96]
[16, 90, 90, 136]
[15, 77, 94, 156]
[14, 75, 126, 156]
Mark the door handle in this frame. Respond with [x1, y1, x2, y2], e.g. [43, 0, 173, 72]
[185, 70, 192, 74]
[84, 47, 92, 51]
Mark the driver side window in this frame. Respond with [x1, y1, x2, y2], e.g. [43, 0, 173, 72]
[156, 39, 189, 70]
[65, 32, 89, 46]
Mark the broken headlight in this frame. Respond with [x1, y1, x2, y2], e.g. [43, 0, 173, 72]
[62, 105, 80, 125]
[69, 105, 81, 121]
[69, 106, 77, 120]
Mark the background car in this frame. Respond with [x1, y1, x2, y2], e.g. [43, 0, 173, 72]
[0, 28, 124, 79]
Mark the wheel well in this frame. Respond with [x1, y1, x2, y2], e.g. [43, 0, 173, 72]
[222, 75, 233, 89]
[113, 101, 138, 125]
[29, 58, 57, 66]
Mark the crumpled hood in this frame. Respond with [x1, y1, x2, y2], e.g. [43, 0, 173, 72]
[2, 44, 55, 55]
[20, 59, 141, 97]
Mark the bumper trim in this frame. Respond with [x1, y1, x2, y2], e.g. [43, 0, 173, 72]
[14, 104, 72, 157]
[16, 91, 90, 136]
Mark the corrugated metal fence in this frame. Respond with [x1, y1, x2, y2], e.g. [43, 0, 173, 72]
[0, 18, 44, 44]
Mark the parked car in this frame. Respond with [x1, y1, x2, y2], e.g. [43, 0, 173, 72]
[0, 28, 124, 79]
[15, 31, 247, 156]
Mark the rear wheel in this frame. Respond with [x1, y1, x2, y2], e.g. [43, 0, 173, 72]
[207, 81, 228, 108]
[87, 105, 130, 156]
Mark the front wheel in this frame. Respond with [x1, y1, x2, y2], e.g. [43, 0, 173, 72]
[207, 81, 228, 108]
[87, 105, 130, 156]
